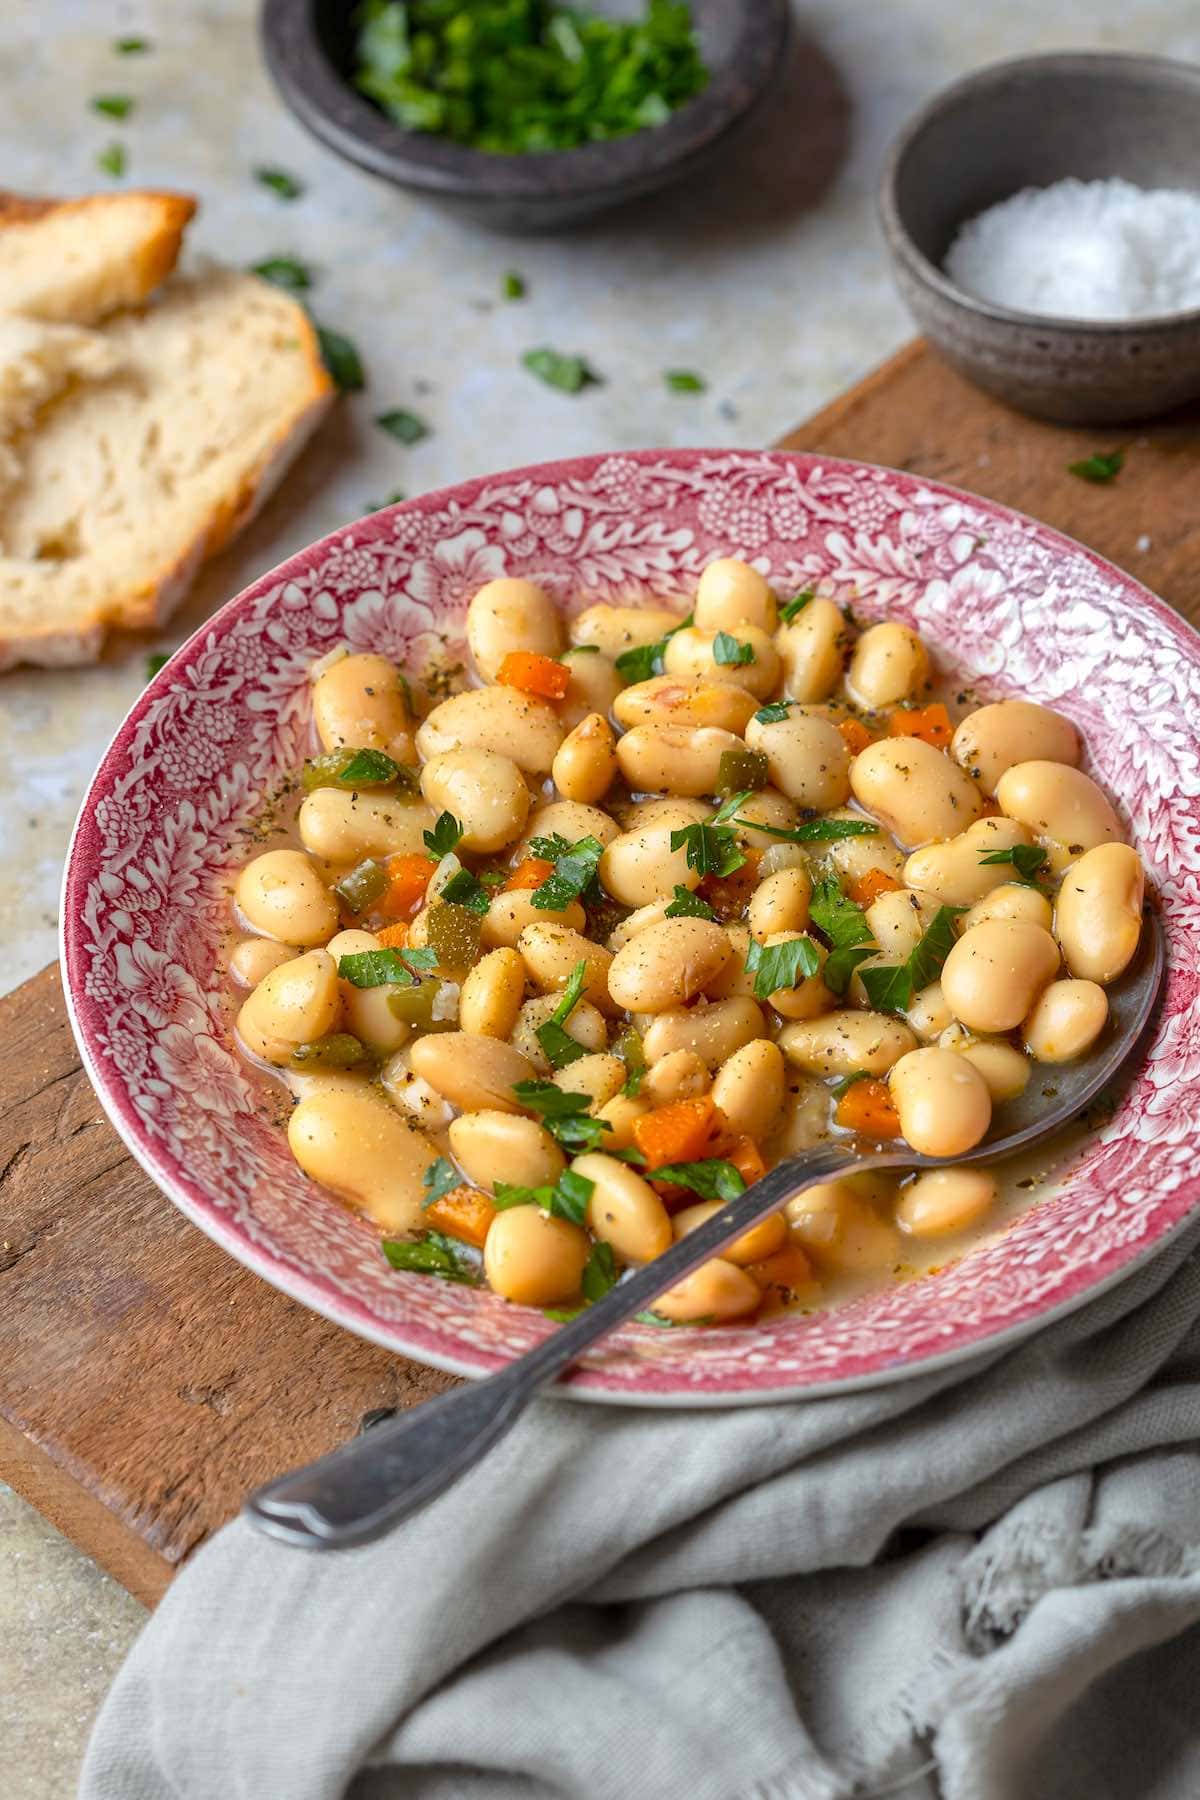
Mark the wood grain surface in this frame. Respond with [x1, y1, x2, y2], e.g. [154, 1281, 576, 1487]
[2, 337, 1197, 1604]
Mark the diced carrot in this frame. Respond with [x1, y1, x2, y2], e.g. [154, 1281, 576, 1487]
[424, 1184, 496, 1250]
[503, 857, 555, 892]
[374, 921, 410, 948]
[699, 849, 761, 922]
[381, 852, 437, 919]
[633, 1096, 725, 1171]
[726, 1137, 767, 1187]
[848, 868, 903, 907]
[497, 651, 572, 702]
[746, 1243, 816, 1300]
[838, 717, 874, 755]
[834, 1077, 902, 1139]
[887, 702, 953, 750]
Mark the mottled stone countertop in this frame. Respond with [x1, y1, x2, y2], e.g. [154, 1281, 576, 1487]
[3, 0, 1196, 1792]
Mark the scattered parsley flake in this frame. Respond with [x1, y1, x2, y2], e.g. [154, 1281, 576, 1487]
[92, 94, 134, 118]
[439, 867, 490, 915]
[665, 369, 706, 393]
[535, 959, 591, 1068]
[733, 815, 879, 845]
[858, 906, 963, 1014]
[1068, 448, 1124, 484]
[977, 843, 1051, 885]
[522, 347, 603, 393]
[664, 885, 716, 920]
[503, 271, 526, 299]
[612, 611, 693, 684]
[754, 701, 792, 725]
[512, 1079, 612, 1152]
[316, 326, 365, 391]
[97, 142, 126, 178]
[256, 166, 304, 199]
[338, 947, 437, 988]
[114, 36, 150, 53]
[712, 631, 755, 667]
[145, 652, 168, 680]
[251, 255, 313, 292]
[531, 835, 605, 911]
[808, 876, 878, 994]
[376, 408, 430, 444]
[423, 811, 464, 858]
[651, 1159, 746, 1202]
[382, 1231, 478, 1284]
[494, 1168, 595, 1227]
[421, 1157, 458, 1209]
[779, 590, 815, 624]
[582, 1240, 618, 1301]
[744, 934, 821, 1000]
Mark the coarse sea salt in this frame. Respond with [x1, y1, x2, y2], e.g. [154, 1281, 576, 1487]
[944, 177, 1200, 321]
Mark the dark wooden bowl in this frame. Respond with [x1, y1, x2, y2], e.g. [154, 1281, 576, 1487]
[260, 0, 791, 233]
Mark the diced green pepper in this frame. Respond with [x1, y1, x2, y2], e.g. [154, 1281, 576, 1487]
[302, 750, 418, 793]
[386, 978, 458, 1032]
[291, 1033, 368, 1067]
[715, 749, 769, 796]
[426, 901, 481, 972]
[333, 859, 388, 914]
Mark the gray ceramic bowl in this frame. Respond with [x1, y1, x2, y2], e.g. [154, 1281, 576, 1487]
[260, 0, 790, 234]
[879, 51, 1200, 422]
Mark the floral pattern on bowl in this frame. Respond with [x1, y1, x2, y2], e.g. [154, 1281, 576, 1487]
[61, 451, 1200, 1403]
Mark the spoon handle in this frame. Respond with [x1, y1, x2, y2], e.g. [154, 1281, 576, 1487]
[246, 1140, 861, 1548]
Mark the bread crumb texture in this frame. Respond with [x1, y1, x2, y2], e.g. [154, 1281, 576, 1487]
[0, 189, 334, 669]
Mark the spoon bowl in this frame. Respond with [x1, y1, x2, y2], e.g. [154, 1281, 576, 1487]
[247, 910, 1166, 1549]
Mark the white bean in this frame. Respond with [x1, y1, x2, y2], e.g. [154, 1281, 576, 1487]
[850, 739, 984, 848]
[952, 700, 1079, 795]
[607, 917, 732, 1012]
[1053, 843, 1144, 983]
[417, 685, 563, 775]
[466, 578, 563, 681]
[235, 848, 340, 945]
[889, 1047, 992, 1155]
[896, 1169, 997, 1238]
[1022, 979, 1108, 1063]
[420, 749, 530, 854]
[940, 918, 1060, 1033]
[448, 1110, 565, 1193]
[743, 710, 851, 810]
[288, 1087, 435, 1234]
[694, 557, 778, 634]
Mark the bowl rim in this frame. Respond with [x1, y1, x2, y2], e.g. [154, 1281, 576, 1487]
[59, 445, 1200, 1406]
[879, 47, 1200, 337]
[259, 0, 791, 204]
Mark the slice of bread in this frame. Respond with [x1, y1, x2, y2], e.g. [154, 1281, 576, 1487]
[0, 269, 335, 669]
[0, 189, 196, 325]
[0, 314, 122, 506]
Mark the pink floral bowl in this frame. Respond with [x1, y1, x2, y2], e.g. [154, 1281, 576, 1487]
[62, 450, 1200, 1405]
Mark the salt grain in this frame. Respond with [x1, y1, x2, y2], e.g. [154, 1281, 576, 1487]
[944, 177, 1200, 321]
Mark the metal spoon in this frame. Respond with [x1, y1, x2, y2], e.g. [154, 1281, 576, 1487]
[247, 910, 1165, 1550]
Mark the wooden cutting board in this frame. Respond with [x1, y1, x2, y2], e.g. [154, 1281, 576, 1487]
[4, 340, 1198, 1608]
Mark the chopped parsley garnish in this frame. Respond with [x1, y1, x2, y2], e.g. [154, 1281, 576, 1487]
[1068, 448, 1124, 484]
[526, 832, 574, 862]
[712, 631, 755, 666]
[114, 36, 150, 53]
[365, 490, 407, 511]
[439, 867, 490, 915]
[531, 835, 605, 911]
[635, 1310, 685, 1327]
[857, 906, 962, 1014]
[779, 589, 815, 624]
[423, 811, 464, 858]
[665, 369, 706, 393]
[255, 166, 304, 200]
[669, 790, 750, 878]
[352, 0, 708, 154]
[744, 934, 821, 1000]
[376, 408, 430, 444]
[512, 1080, 612, 1152]
[613, 612, 692, 684]
[651, 1159, 746, 1202]
[145, 652, 168, 679]
[503, 271, 526, 299]
[808, 876, 878, 994]
[732, 815, 879, 845]
[754, 701, 792, 724]
[535, 960, 591, 1069]
[582, 1240, 618, 1301]
[664, 885, 716, 920]
[251, 256, 313, 292]
[522, 348, 603, 393]
[97, 142, 127, 178]
[383, 1231, 478, 1283]
[302, 747, 409, 791]
[421, 1157, 459, 1209]
[338, 946, 438, 988]
[977, 843, 1051, 885]
[316, 326, 365, 391]
[494, 1168, 594, 1227]
[92, 94, 134, 118]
